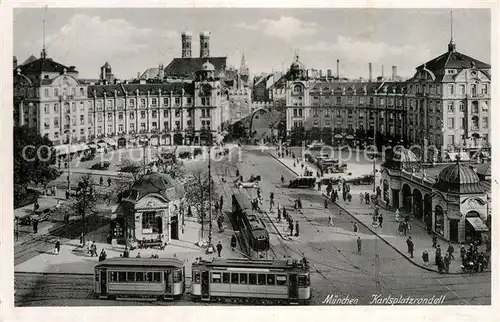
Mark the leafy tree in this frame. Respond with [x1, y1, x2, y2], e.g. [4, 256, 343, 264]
[33, 167, 61, 190]
[184, 167, 219, 239]
[74, 174, 99, 245]
[13, 125, 57, 206]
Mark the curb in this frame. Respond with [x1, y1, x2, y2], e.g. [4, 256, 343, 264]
[331, 195, 490, 275]
[269, 151, 489, 275]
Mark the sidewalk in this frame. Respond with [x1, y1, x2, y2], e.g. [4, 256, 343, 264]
[15, 218, 245, 276]
[269, 151, 490, 274]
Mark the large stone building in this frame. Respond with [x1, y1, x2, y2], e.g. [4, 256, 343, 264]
[381, 147, 490, 244]
[14, 51, 226, 150]
[283, 38, 491, 155]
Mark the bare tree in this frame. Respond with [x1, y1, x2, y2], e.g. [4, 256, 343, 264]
[184, 167, 218, 239]
[74, 174, 99, 246]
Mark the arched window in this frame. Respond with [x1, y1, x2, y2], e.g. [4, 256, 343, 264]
[293, 84, 303, 94]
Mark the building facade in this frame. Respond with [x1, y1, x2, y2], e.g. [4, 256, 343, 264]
[283, 40, 490, 153]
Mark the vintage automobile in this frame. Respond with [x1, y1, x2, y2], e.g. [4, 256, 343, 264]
[91, 161, 111, 170]
[288, 177, 316, 188]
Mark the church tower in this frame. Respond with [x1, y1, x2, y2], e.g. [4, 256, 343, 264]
[239, 53, 249, 76]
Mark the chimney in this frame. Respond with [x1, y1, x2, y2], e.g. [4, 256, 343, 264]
[369, 63, 372, 82]
[336, 60, 340, 79]
[392, 66, 397, 81]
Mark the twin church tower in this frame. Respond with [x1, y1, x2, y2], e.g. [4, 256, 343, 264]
[181, 31, 211, 59]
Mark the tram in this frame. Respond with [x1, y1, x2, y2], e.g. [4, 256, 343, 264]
[94, 258, 185, 300]
[231, 193, 270, 256]
[191, 257, 311, 304]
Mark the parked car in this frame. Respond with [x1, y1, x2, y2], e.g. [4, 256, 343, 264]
[288, 177, 316, 188]
[81, 152, 96, 162]
[91, 161, 111, 170]
[239, 181, 259, 189]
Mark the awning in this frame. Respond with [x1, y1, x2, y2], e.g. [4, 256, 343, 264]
[105, 138, 117, 146]
[466, 217, 489, 232]
[345, 135, 354, 139]
[334, 134, 343, 138]
[54, 145, 70, 156]
[97, 142, 106, 148]
[446, 152, 470, 161]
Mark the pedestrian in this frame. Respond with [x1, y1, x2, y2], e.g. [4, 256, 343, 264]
[353, 222, 359, 233]
[108, 177, 112, 187]
[357, 237, 362, 253]
[32, 219, 38, 234]
[220, 195, 224, 210]
[444, 253, 451, 273]
[100, 176, 104, 185]
[432, 234, 438, 248]
[277, 207, 281, 222]
[328, 215, 334, 227]
[289, 221, 294, 236]
[324, 198, 329, 210]
[435, 245, 442, 266]
[398, 221, 404, 236]
[395, 208, 400, 222]
[422, 250, 429, 267]
[295, 221, 300, 237]
[447, 243, 455, 260]
[54, 239, 61, 255]
[406, 236, 414, 258]
[460, 244, 466, 260]
[79, 233, 85, 247]
[281, 175, 284, 184]
[91, 241, 97, 257]
[216, 241, 223, 257]
[347, 193, 352, 203]
[360, 192, 364, 205]
[437, 256, 444, 274]
[378, 213, 383, 228]
[402, 221, 408, 236]
[99, 249, 107, 262]
[65, 190, 70, 200]
[123, 247, 130, 258]
[230, 235, 237, 250]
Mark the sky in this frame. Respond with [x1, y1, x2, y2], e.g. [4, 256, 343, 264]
[13, 8, 491, 79]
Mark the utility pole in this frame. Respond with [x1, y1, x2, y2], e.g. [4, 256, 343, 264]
[373, 126, 376, 193]
[206, 134, 214, 254]
[67, 131, 71, 191]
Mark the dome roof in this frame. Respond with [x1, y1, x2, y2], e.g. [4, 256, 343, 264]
[433, 163, 484, 194]
[102, 61, 112, 70]
[200, 31, 211, 37]
[382, 147, 419, 170]
[201, 61, 215, 71]
[126, 172, 185, 201]
[182, 31, 192, 37]
[290, 53, 305, 70]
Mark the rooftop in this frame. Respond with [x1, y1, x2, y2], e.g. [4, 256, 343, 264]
[164, 57, 227, 79]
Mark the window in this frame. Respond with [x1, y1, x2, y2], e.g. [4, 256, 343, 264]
[129, 99, 135, 106]
[164, 110, 169, 118]
[212, 272, 221, 283]
[97, 126, 102, 134]
[379, 98, 384, 105]
[107, 100, 112, 108]
[447, 102, 454, 113]
[80, 115, 85, 125]
[359, 97, 364, 105]
[108, 113, 112, 121]
[175, 121, 180, 129]
[130, 123, 135, 131]
[267, 274, 275, 285]
[258, 274, 266, 285]
[175, 109, 181, 117]
[153, 272, 161, 282]
[72, 102, 76, 112]
[223, 273, 230, 284]
[448, 135, 455, 145]
[130, 112, 135, 120]
[44, 88, 49, 97]
[152, 111, 157, 119]
[481, 84, 488, 94]
[239, 273, 247, 284]
[472, 102, 479, 114]
[337, 110, 341, 117]
[460, 117, 465, 129]
[175, 97, 181, 106]
[164, 121, 169, 130]
[313, 109, 318, 116]
[459, 101, 465, 112]
[369, 97, 374, 105]
[293, 109, 298, 117]
[482, 117, 488, 129]
[459, 85, 465, 95]
[173, 271, 182, 283]
[447, 118, 454, 129]
[186, 97, 192, 105]
[276, 275, 287, 286]
[249, 273, 257, 285]
[141, 211, 160, 233]
[118, 272, 127, 282]
[152, 122, 157, 129]
[141, 98, 146, 106]
[110, 272, 118, 282]
[231, 273, 239, 284]
[54, 132, 59, 138]
[44, 118, 50, 129]
[135, 272, 144, 282]
[193, 271, 200, 283]
[471, 84, 477, 96]
[336, 96, 341, 105]
[482, 102, 488, 112]
[201, 97, 211, 106]
[163, 98, 169, 106]
[54, 103, 59, 113]
[108, 124, 112, 133]
[141, 111, 146, 119]
[151, 98, 157, 106]
[54, 88, 59, 97]
[298, 275, 310, 287]
[118, 124, 123, 132]
[448, 84, 454, 95]
[119, 112, 124, 121]
[80, 102, 85, 112]
[44, 104, 49, 114]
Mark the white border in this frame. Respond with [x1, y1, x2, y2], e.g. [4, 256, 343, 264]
[1, 1, 498, 322]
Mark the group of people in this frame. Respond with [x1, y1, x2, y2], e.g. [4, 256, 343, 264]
[460, 242, 490, 273]
[99, 176, 112, 187]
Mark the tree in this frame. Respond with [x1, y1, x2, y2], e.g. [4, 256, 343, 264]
[157, 153, 186, 181]
[33, 167, 62, 190]
[184, 168, 219, 239]
[14, 125, 57, 206]
[74, 174, 99, 246]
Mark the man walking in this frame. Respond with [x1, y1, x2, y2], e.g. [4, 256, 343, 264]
[295, 221, 300, 237]
[378, 213, 383, 228]
[432, 234, 438, 248]
[435, 245, 442, 266]
[324, 199, 328, 209]
[289, 221, 294, 236]
[216, 241, 223, 257]
[54, 239, 61, 255]
[422, 250, 429, 267]
[353, 222, 359, 234]
[328, 215, 334, 227]
[406, 236, 414, 258]
[447, 243, 455, 260]
[357, 237, 362, 253]
[107, 177, 112, 187]
[460, 244, 466, 261]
